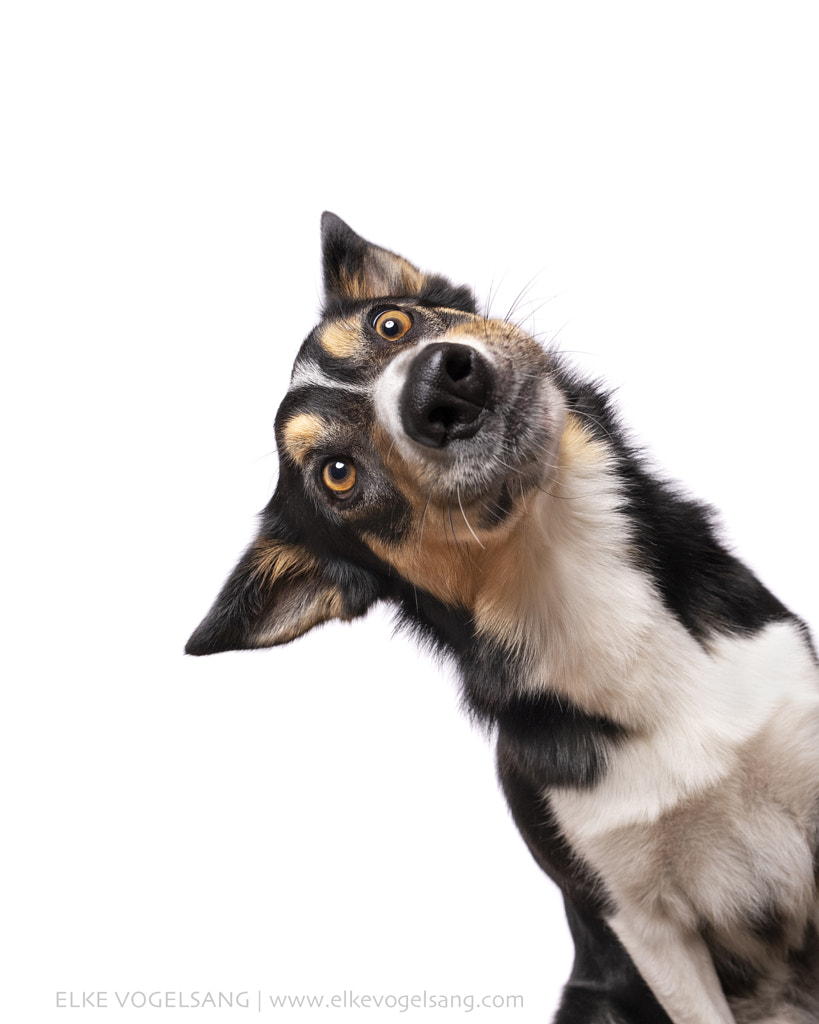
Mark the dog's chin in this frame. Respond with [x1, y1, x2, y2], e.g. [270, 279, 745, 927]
[404, 400, 564, 510]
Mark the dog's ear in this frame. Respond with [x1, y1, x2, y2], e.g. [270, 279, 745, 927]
[185, 532, 377, 655]
[320, 212, 477, 314]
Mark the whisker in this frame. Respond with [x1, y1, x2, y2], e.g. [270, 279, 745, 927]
[503, 273, 542, 324]
[457, 486, 485, 550]
[569, 407, 617, 444]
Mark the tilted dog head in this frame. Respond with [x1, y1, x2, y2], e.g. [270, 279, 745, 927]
[186, 214, 569, 659]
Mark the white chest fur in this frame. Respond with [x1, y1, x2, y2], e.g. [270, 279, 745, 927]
[548, 612, 819, 1022]
[508, 430, 819, 1023]
[526, 446, 819, 939]
[550, 621, 819, 843]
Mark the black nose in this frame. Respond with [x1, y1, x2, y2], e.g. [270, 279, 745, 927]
[400, 342, 492, 448]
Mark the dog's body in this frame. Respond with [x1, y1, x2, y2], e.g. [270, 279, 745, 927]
[187, 214, 819, 1023]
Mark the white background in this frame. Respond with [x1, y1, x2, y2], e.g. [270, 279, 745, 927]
[2, 2, 817, 1021]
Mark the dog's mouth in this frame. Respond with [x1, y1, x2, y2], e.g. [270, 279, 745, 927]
[373, 329, 564, 507]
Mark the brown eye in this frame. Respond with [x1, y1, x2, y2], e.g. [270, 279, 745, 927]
[373, 309, 412, 341]
[322, 459, 356, 496]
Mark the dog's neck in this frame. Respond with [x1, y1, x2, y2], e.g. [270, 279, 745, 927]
[462, 417, 690, 727]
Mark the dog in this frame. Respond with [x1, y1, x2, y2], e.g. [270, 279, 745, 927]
[186, 213, 819, 1023]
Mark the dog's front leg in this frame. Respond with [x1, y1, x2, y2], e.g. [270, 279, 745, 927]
[609, 911, 735, 1024]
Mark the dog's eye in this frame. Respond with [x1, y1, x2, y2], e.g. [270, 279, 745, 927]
[322, 459, 357, 497]
[373, 310, 412, 341]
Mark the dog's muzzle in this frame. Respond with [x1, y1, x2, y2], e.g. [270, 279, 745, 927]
[399, 342, 493, 448]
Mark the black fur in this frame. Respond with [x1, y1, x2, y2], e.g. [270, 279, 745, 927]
[499, 748, 671, 1022]
[554, 364, 799, 643]
[559, 903, 673, 1024]
[187, 215, 818, 1022]
[321, 213, 477, 317]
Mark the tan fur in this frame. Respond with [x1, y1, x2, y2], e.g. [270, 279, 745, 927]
[474, 416, 610, 653]
[190, 215, 819, 1022]
[338, 253, 427, 301]
[362, 417, 517, 610]
[249, 537, 317, 582]
[254, 584, 348, 647]
[363, 413, 610, 659]
[248, 538, 349, 647]
[446, 316, 552, 359]
[318, 321, 363, 359]
[559, 414, 607, 469]
[361, 492, 494, 611]
[282, 412, 328, 464]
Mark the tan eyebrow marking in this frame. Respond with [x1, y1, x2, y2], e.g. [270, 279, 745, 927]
[319, 321, 363, 359]
[282, 412, 327, 464]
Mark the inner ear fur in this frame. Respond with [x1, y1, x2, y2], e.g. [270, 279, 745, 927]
[185, 535, 375, 655]
[320, 211, 477, 314]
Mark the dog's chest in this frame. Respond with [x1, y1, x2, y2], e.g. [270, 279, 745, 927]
[547, 621, 819, 937]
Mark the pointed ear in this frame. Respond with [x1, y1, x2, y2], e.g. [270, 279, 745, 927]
[320, 212, 477, 313]
[185, 535, 377, 656]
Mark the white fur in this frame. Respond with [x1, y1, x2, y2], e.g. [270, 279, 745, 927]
[551, 621, 819, 836]
[372, 336, 443, 466]
[372, 332, 500, 471]
[528, 447, 819, 1023]
[609, 912, 736, 1024]
[511, 445, 819, 825]
[288, 359, 370, 394]
[373, 330, 819, 1022]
